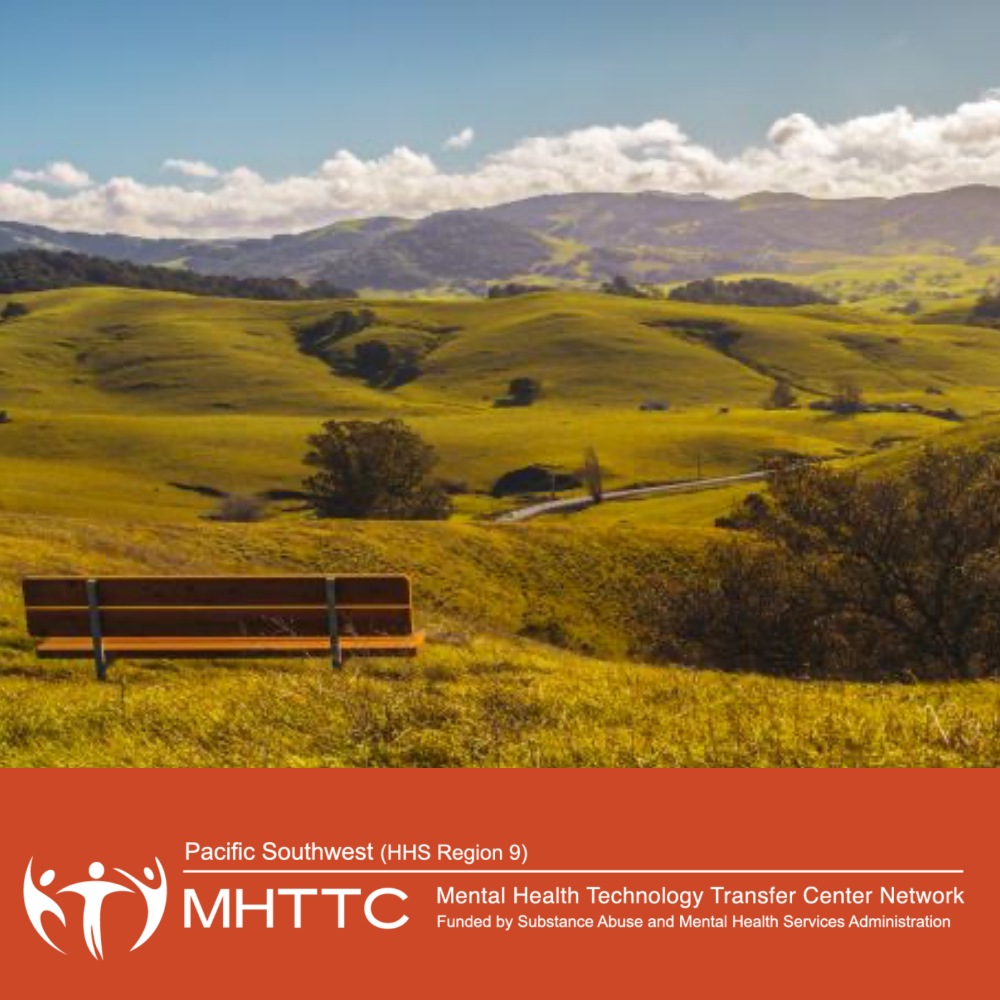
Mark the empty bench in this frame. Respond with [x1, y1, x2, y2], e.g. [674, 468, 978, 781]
[22, 575, 423, 680]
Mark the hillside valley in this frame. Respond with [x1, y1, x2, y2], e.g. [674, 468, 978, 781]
[4, 286, 1000, 520]
[0, 280, 999, 767]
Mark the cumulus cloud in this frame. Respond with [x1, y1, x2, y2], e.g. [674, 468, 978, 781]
[5, 91, 1000, 237]
[9, 161, 92, 189]
[162, 158, 221, 179]
[443, 127, 475, 151]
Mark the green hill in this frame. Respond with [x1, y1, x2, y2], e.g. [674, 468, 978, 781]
[3, 285, 1000, 766]
[3, 286, 1000, 520]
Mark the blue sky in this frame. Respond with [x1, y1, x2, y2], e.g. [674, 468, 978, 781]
[3, 0, 999, 177]
[3, 0, 1000, 235]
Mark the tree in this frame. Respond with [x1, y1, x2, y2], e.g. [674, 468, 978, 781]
[830, 379, 863, 414]
[486, 283, 548, 299]
[580, 447, 604, 503]
[303, 418, 452, 520]
[971, 286, 1000, 324]
[668, 278, 832, 307]
[1, 301, 28, 321]
[507, 377, 542, 406]
[660, 447, 1000, 680]
[767, 379, 797, 409]
[600, 275, 648, 298]
[354, 340, 393, 383]
[351, 341, 421, 389]
[296, 310, 376, 356]
[0, 250, 356, 301]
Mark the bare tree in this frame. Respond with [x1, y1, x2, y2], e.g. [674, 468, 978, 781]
[581, 447, 604, 503]
[767, 379, 797, 409]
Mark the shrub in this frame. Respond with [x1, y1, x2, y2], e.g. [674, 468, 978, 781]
[507, 377, 542, 406]
[491, 465, 580, 498]
[713, 492, 769, 531]
[1, 301, 29, 321]
[212, 494, 268, 522]
[659, 448, 1000, 680]
[303, 418, 452, 520]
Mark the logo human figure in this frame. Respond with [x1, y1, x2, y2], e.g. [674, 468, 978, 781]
[58, 861, 133, 960]
[23, 859, 67, 954]
[114, 858, 167, 951]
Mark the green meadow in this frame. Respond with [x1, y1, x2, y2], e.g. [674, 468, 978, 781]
[4, 286, 999, 519]
[1, 285, 999, 766]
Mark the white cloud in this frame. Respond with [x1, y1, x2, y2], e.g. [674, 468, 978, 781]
[444, 127, 475, 151]
[5, 91, 1000, 237]
[9, 161, 92, 189]
[162, 158, 221, 179]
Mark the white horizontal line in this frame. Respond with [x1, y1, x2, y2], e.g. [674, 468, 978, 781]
[182, 869, 964, 875]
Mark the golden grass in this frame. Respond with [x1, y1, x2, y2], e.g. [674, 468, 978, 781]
[0, 513, 997, 768]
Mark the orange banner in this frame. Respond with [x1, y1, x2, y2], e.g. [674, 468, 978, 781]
[0, 769, 994, 997]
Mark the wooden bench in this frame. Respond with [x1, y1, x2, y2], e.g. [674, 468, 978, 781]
[21, 575, 423, 680]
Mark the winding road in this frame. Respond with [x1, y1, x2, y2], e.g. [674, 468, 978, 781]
[495, 470, 770, 523]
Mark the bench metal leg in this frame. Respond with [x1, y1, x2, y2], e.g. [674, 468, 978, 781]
[325, 576, 342, 669]
[85, 578, 108, 681]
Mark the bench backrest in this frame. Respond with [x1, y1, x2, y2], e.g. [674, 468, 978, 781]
[22, 575, 414, 639]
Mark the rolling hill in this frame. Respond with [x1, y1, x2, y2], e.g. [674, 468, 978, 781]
[3, 284, 1000, 767]
[3, 286, 1000, 521]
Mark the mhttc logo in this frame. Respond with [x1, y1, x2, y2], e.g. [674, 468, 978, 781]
[24, 857, 167, 959]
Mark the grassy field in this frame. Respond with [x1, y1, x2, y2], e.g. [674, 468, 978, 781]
[3, 287, 1000, 520]
[2, 285, 1000, 767]
[1, 513, 996, 767]
[557, 482, 761, 528]
[5, 638, 997, 767]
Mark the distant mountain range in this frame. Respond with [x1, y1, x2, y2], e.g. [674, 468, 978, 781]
[5, 186, 1000, 293]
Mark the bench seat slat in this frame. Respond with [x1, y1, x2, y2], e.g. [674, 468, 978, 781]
[26, 605, 413, 638]
[23, 575, 411, 609]
[35, 633, 424, 660]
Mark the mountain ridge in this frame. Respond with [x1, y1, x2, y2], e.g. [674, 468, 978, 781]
[4, 185, 1000, 292]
